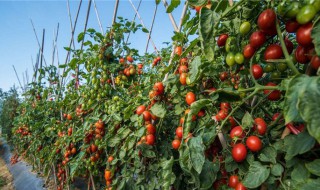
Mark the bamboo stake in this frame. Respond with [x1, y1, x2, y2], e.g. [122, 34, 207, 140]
[163, 1, 188, 81]
[76, 0, 92, 89]
[112, 0, 120, 25]
[52, 23, 59, 66]
[92, 0, 104, 34]
[162, 0, 179, 32]
[109, 0, 120, 90]
[39, 29, 45, 82]
[30, 19, 47, 67]
[67, 0, 76, 49]
[145, 3, 158, 54]
[128, 0, 159, 53]
[52, 163, 57, 189]
[89, 171, 96, 190]
[60, 0, 82, 89]
[125, 0, 142, 46]
[33, 49, 40, 82]
[12, 65, 23, 91]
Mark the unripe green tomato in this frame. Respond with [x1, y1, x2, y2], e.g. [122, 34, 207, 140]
[235, 53, 245, 64]
[296, 5, 316, 24]
[225, 37, 235, 52]
[88, 99, 93, 106]
[226, 52, 236, 66]
[286, 2, 300, 18]
[113, 96, 119, 101]
[276, 62, 288, 72]
[103, 65, 108, 70]
[270, 71, 281, 81]
[92, 78, 97, 84]
[264, 63, 275, 73]
[239, 21, 251, 35]
[312, 0, 320, 11]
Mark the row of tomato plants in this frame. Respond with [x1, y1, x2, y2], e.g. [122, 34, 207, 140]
[10, 0, 320, 189]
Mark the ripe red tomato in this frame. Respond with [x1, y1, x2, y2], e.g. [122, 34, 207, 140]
[295, 46, 309, 64]
[185, 92, 196, 105]
[180, 73, 187, 85]
[219, 71, 228, 81]
[197, 109, 206, 117]
[263, 82, 281, 101]
[249, 31, 266, 49]
[136, 105, 146, 115]
[246, 136, 262, 152]
[176, 126, 183, 139]
[216, 110, 228, 121]
[235, 182, 247, 190]
[175, 46, 182, 56]
[179, 65, 189, 74]
[142, 111, 152, 121]
[285, 20, 300, 33]
[220, 102, 231, 112]
[232, 143, 247, 162]
[252, 64, 263, 79]
[127, 56, 134, 63]
[264, 44, 283, 60]
[146, 124, 156, 134]
[146, 134, 155, 145]
[254, 118, 267, 135]
[243, 44, 256, 59]
[258, 9, 276, 31]
[296, 23, 313, 47]
[172, 139, 181, 149]
[228, 175, 239, 188]
[228, 116, 237, 128]
[285, 38, 294, 54]
[311, 55, 320, 70]
[230, 126, 245, 140]
[119, 57, 125, 63]
[153, 82, 164, 95]
[217, 34, 229, 47]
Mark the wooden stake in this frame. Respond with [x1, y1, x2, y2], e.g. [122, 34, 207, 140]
[125, 0, 141, 46]
[163, 1, 188, 81]
[12, 65, 23, 91]
[112, 0, 120, 25]
[145, 4, 158, 54]
[128, 0, 158, 53]
[30, 19, 47, 67]
[93, 0, 104, 34]
[162, 0, 179, 32]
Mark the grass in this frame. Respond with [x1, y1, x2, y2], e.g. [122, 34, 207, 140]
[0, 176, 5, 187]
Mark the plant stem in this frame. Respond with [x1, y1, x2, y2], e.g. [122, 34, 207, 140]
[276, 19, 300, 75]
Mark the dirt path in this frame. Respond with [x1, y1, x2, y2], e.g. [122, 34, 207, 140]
[0, 156, 15, 190]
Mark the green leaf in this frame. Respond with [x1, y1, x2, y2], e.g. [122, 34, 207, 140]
[166, 0, 180, 13]
[258, 147, 277, 164]
[188, 136, 205, 174]
[160, 157, 176, 189]
[142, 28, 149, 33]
[297, 179, 320, 190]
[199, 8, 218, 61]
[297, 77, 320, 143]
[283, 75, 320, 142]
[199, 160, 220, 189]
[241, 112, 253, 130]
[77, 32, 85, 43]
[284, 132, 315, 160]
[312, 19, 320, 56]
[155, 0, 160, 5]
[137, 144, 156, 158]
[305, 159, 320, 177]
[292, 162, 310, 182]
[188, 0, 207, 7]
[242, 161, 270, 188]
[283, 76, 306, 124]
[271, 163, 284, 176]
[108, 136, 121, 147]
[150, 103, 166, 118]
[188, 56, 202, 84]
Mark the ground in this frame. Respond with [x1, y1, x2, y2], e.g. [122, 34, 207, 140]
[0, 141, 14, 190]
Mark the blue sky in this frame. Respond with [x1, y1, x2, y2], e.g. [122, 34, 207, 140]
[0, 0, 187, 92]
